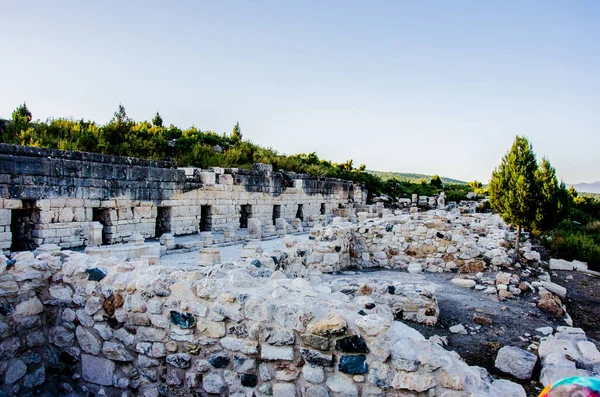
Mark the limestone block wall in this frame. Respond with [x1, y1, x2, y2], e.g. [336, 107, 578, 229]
[0, 250, 527, 397]
[0, 144, 363, 251]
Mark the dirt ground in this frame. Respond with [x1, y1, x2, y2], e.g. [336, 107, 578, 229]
[398, 269, 600, 397]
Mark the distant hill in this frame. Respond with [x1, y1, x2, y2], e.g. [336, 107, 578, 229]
[368, 170, 466, 184]
[568, 181, 600, 194]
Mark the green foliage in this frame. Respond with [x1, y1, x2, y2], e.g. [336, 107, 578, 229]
[368, 170, 465, 184]
[547, 222, 600, 268]
[534, 157, 562, 231]
[488, 136, 540, 232]
[430, 174, 442, 189]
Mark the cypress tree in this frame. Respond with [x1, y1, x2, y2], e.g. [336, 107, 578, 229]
[152, 112, 163, 127]
[488, 136, 539, 262]
[231, 122, 242, 143]
[535, 157, 560, 231]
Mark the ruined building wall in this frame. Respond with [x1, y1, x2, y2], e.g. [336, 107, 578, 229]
[0, 144, 365, 251]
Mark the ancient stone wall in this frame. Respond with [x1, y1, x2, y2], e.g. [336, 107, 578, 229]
[0, 144, 365, 251]
[0, 249, 527, 397]
[280, 211, 541, 274]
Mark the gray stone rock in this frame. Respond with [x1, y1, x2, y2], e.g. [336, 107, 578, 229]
[273, 382, 297, 397]
[326, 374, 358, 397]
[391, 371, 436, 392]
[102, 341, 134, 361]
[305, 385, 329, 397]
[303, 365, 325, 383]
[14, 297, 43, 317]
[4, 360, 27, 384]
[76, 326, 102, 355]
[494, 346, 537, 380]
[203, 373, 226, 394]
[390, 340, 419, 371]
[166, 353, 191, 369]
[261, 345, 294, 361]
[82, 354, 115, 386]
[23, 366, 45, 388]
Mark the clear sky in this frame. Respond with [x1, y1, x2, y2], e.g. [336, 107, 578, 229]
[2, 1, 599, 183]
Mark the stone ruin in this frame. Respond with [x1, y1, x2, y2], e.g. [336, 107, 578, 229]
[0, 143, 365, 254]
[1, 144, 599, 397]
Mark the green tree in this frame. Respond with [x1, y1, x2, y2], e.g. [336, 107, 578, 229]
[231, 122, 242, 143]
[488, 136, 539, 262]
[535, 157, 560, 231]
[430, 174, 442, 189]
[152, 112, 163, 127]
[12, 102, 32, 123]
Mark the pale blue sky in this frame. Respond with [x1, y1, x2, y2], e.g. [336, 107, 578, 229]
[1, 1, 599, 183]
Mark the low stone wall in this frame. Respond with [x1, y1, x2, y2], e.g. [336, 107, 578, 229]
[0, 250, 527, 397]
[280, 211, 542, 274]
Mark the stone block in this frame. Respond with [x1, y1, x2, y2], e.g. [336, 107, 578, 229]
[198, 247, 221, 266]
[81, 354, 115, 386]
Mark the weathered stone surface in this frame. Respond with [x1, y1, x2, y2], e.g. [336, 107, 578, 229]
[4, 360, 27, 384]
[299, 348, 333, 367]
[335, 335, 369, 353]
[451, 278, 476, 288]
[86, 267, 107, 281]
[391, 371, 435, 392]
[339, 355, 368, 374]
[166, 353, 191, 369]
[220, 337, 259, 354]
[203, 373, 226, 394]
[76, 326, 102, 355]
[303, 365, 325, 383]
[495, 346, 537, 380]
[170, 311, 196, 329]
[261, 345, 294, 361]
[307, 315, 347, 337]
[326, 374, 358, 397]
[209, 355, 230, 368]
[82, 354, 116, 386]
[240, 373, 258, 387]
[14, 297, 44, 317]
[102, 341, 134, 361]
[301, 334, 330, 351]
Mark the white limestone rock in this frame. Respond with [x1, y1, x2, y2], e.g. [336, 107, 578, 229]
[494, 346, 537, 380]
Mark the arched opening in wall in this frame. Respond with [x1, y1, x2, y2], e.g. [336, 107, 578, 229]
[155, 207, 172, 237]
[296, 204, 304, 221]
[200, 205, 212, 232]
[272, 205, 281, 226]
[10, 200, 39, 251]
[92, 208, 111, 245]
[320, 203, 326, 215]
[239, 205, 252, 229]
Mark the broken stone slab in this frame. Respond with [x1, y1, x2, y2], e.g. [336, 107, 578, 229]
[494, 346, 537, 380]
[451, 278, 476, 288]
[535, 281, 567, 298]
[407, 263, 422, 273]
[549, 258, 588, 271]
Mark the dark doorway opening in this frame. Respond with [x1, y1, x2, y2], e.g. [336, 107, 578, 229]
[239, 205, 252, 229]
[10, 200, 38, 251]
[296, 204, 304, 221]
[320, 203, 326, 215]
[272, 205, 281, 226]
[155, 207, 172, 237]
[92, 208, 111, 245]
[200, 205, 213, 232]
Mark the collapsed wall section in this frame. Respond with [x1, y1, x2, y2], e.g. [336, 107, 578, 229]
[0, 250, 526, 397]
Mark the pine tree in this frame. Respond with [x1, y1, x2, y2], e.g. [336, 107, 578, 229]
[535, 157, 560, 231]
[488, 136, 539, 262]
[12, 103, 32, 123]
[430, 175, 443, 189]
[152, 112, 163, 127]
[231, 122, 242, 143]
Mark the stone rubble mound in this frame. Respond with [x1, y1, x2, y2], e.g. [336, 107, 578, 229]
[0, 247, 528, 396]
